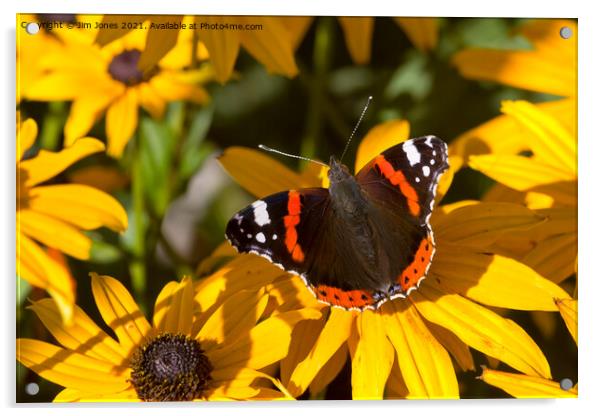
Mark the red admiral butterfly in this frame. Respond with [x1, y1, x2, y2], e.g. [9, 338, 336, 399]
[226, 135, 449, 311]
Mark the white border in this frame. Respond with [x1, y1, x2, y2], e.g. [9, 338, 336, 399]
[3, 1, 602, 415]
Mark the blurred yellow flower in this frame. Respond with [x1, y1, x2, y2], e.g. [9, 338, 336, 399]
[17, 116, 128, 323]
[22, 22, 212, 157]
[339, 17, 439, 64]
[95, 15, 307, 84]
[468, 100, 577, 284]
[453, 19, 576, 98]
[17, 274, 320, 401]
[479, 367, 577, 398]
[213, 120, 570, 399]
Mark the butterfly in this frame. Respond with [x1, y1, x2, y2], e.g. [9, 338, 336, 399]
[225, 135, 449, 311]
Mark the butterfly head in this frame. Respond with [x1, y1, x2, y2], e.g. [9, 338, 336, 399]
[328, 156, 353, 185]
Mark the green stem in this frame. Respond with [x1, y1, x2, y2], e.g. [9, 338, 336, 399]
[300, 17, 334, 165]
[130, 139, 147, 312]
[39, 101, 67, 150]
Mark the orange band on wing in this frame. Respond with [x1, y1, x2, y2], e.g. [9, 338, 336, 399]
[284, 190, 305, 262]
[397, 235, 433, 291]
[374, 155, 420, 217]
[313, 285, 375, 309]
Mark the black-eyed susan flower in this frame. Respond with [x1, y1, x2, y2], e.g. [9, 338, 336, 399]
[23, 22, 212, 157]
[95, 15, 307, 85]
[468, 100, 577, 284]
[17, 116, 127, 323]
[212, 119, 570, 399]
[17, 274, 321, 401]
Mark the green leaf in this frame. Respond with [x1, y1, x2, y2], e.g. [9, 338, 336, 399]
[179, 106, 214, 179]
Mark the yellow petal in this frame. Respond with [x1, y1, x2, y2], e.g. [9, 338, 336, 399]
[266, 274, 322, 313]
[17, 339, 129, 393]
[64, 93, 119, 146]
[94, 15, 135, 46]
[91, 274, 151, 351]
[348, 309, 394, 399]
[425, 320, 475, 372]
[287, 308, 354, 397]
[479, 367, 577, 398]
[208, 308, 322, 370]
[279, 310, 328, 390]
[431, 244, 570, 311]
[19, 137, 105, 188]
[218, 147, 320, 198]
[239, 17, 298, 78]
[468, 154, 573, 191]
[501, 100, 576, 175]
[54, 387, 138, 402]
[385, 357, 409, 399]
[152, 277, 193, 336]
[354, 119, 410, 173]
[17, 234, 75, 323]
[394, 18, 439, 52]
[25, 184, 128, 232]
[412, 286, 551, 377]
[522, 234, 577, 284]
[205, 385, 260, 400]
[28, 298, 128, 365]
[197, 290, 269, 346]
[137, 16, 184, 74]
[338, 17, 374, 64]
[18, 117, 37, 161]
[452, 48, 575, 97]
[284, 16, 313, 50]
[149, 72, 210, 104]
[555, 298, 577, 344]
[435, 202, 546, 248]
[25, 71, 112, 101]
[195, 16, 241, 84]
[18, 209, 91, 260]
[308, 342, 348, 396]
[194, 254, 287, 319]
[105, 89, 139, 157]
[381, 302, 458, 398]
[136, 82, 166, 119]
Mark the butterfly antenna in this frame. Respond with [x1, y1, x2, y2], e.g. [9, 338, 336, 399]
[258, 144, 329, 168]
[340, 95, 373, 162]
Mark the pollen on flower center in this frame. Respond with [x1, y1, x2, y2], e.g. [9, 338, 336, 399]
[108, 49, 145, 86]
[129, 333, 213, 401]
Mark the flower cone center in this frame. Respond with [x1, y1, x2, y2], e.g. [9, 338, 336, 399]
[108, 49, 145, 86]
[130, 333, 213, 401]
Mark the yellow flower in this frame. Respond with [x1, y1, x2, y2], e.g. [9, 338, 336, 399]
[17, 116, 128, 323]
[449, 19, 576, 168]
[339, 17, 438, 64]
[22, 21, 212, 157]
[17, 274, 321, 401]
[96, 15, 307, 84]
[479, 367, 577, 398]
[212, 120, 570, 399]
[468, 100, 577, 284]
[452, 19, 576, 98]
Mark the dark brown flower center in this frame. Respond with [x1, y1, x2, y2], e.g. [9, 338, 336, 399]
[129, 333, 213, 401]
[108, 49, 145, 86]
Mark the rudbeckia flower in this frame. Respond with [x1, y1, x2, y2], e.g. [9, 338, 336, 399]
[212, 119, 570, 399]
[17, 274, 321, 401]
[22, 21, 212, 157]
[95, 15, 308, 84]
[468, 100, 577, 284]
[449, 19, 576, 166]
[17, 116, 127, 323]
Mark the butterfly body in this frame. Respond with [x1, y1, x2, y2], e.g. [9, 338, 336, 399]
[225, 136, 449, 311]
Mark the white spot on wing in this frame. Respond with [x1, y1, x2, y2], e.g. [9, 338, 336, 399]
[246, 234, 252, 239]
[272, 234, 278, 240]
[422, 165, 431, 177]
[425, 136, 434, 147]
[415, 177, 420, 183]
[430, 159, 435, 165]
[402, 140, 421, 166]
[252, 200, 271, 226]
[255, 232, 266, 243]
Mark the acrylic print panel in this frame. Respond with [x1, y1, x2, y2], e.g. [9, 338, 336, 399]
[16, 14, 577, 402]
